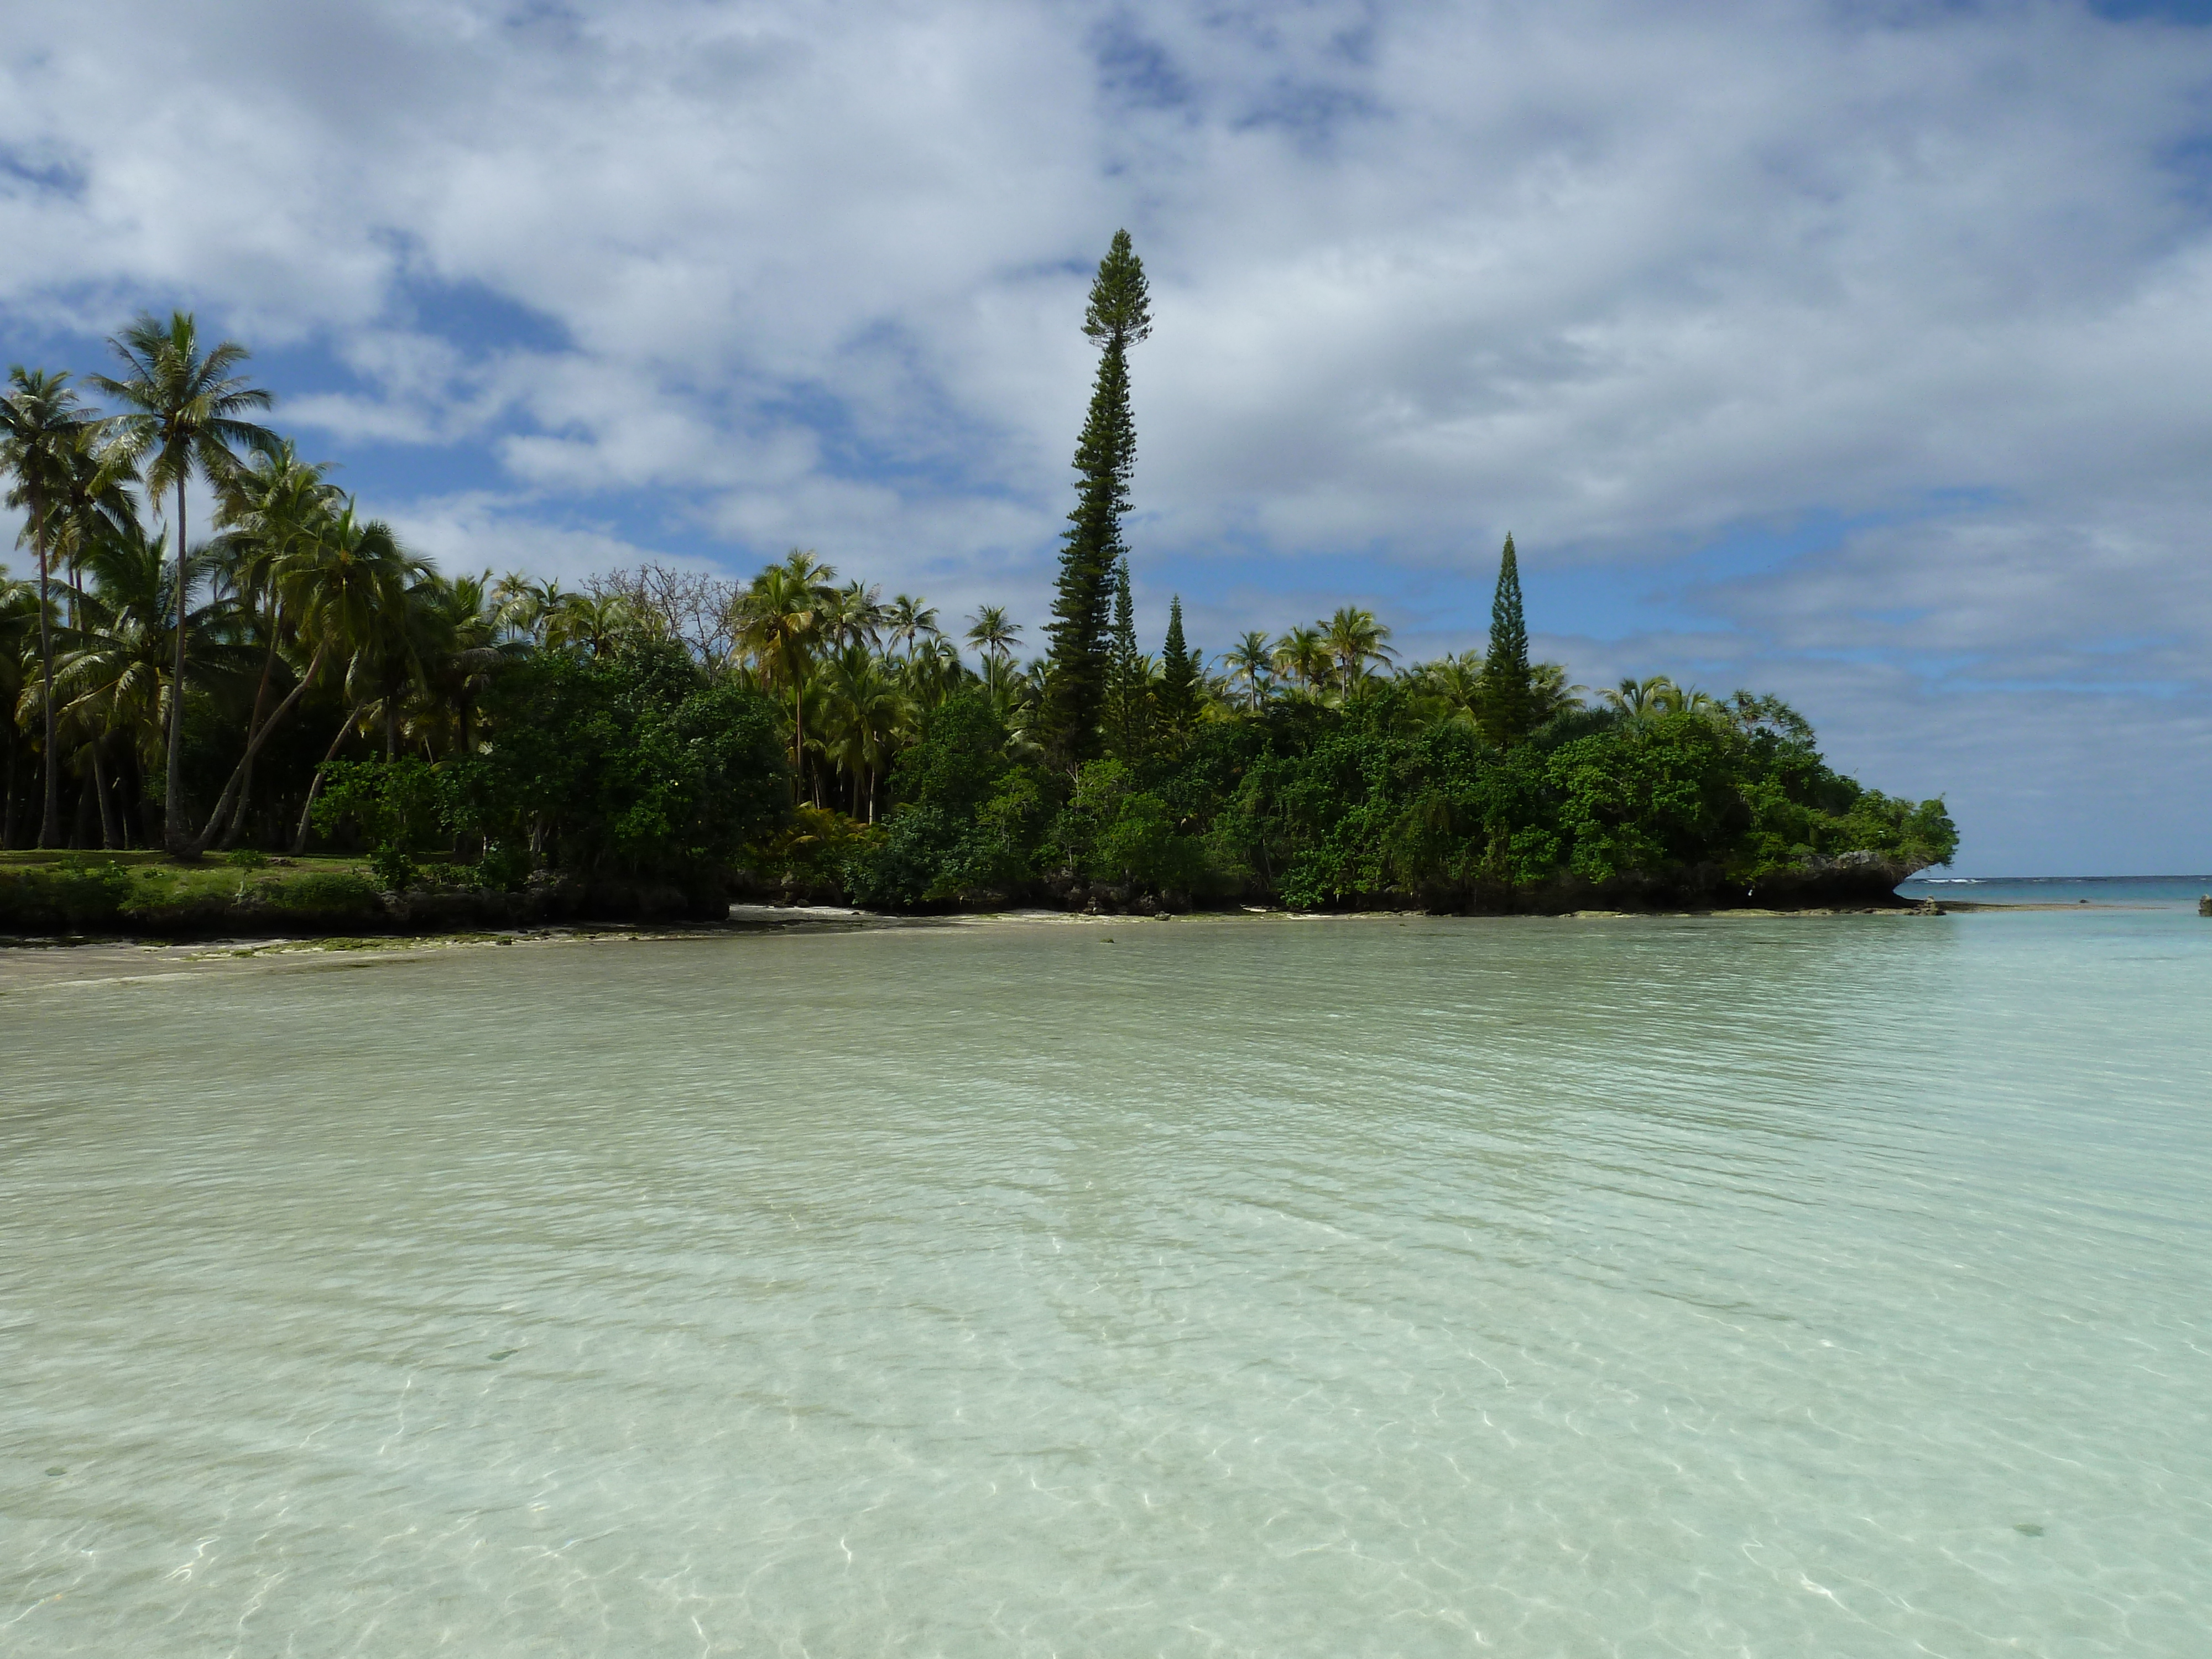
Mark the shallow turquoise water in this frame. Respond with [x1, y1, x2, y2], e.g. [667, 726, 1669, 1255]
[1898, 874, 2212, 909]
[3, 911, 2209, 1656]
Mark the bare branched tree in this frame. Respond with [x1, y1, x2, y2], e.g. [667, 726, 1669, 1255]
[585, 561, 739, 667]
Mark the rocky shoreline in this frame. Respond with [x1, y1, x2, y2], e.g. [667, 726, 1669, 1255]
[1, 852, 1943, 946]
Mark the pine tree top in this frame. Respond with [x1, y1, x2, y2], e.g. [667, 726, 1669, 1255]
[1083, 229, 1152, 347]
[1159, 594, 1200, 731]
[1112, 557, 1138, 655]
[1488, 533, 1528, 672]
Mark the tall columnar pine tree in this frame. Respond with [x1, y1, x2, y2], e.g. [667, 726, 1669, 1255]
[1157, 596, 1199, 734]
[1103, 556, 1151, 759]
[1480, 533, 1533, 747]
[1042, 229, 1150, 764]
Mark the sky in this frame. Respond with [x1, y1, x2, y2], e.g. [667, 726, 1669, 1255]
[4, 0, 2210, 875]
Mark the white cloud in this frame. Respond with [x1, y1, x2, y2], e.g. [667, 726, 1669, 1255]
[5, 0, 2212, 866]
[384, 491, 723, 587]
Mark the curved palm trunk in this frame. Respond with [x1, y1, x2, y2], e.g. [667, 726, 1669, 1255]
[192, 643, 327, 857]
[163, 473, 190, 856]
[91, 738, 122, 850]
[292, 700, 362, 857]
[218, 623, 284, 849]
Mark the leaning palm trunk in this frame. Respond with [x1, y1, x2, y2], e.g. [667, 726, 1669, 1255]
[217, 752, 255, 850]
[218, 630, 284, 849]
[190, 644, 328, 857]
[290, 698, 367, 855]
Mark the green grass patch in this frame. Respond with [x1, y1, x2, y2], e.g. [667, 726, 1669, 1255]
[0, 854, 387, 934]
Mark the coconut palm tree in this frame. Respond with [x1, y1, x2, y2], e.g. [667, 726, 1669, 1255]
[204, 442, 343, 846]
[899, 633, 969, 714]
[1223, 630, 1275, 712]
[735, 550, 838, 794]
[180, 498, 415, 852]
[492, 572, 564, 645]
[417, 571, 504, 758]
[965, 604, 1020, 665]
[1272, 625, 1332, 696]
[286, 504, 421, 850]
[545, 590, 638, 658]
[1, 367, 101, 846]
[1598, 675, 1673, 719]
[0, 572, 38, 844]
[883, 593, 940, 656]
[1528, 662, 1587, 724]
[49, 511, 238, 850]
[46, 414, 141, 844]
[1415, 650, 1487, 729]
[827, 579, 884, 651]
[817, 642, 909, 821]
[90, 312, 276, 853]
[1323, 606, 1395, 690]
[977, 648, 1034, 732]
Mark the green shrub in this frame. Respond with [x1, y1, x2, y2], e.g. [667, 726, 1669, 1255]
[474, 841, 532, 893]
[224, 848, 270, 869]
[0, 862, 133, 931]
[269, 870, 383, 920]
[368, 841, 418, 893]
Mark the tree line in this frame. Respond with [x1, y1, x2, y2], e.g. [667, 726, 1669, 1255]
[1, 237, 1956, 911]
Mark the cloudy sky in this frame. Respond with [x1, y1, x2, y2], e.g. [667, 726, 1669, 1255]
[4, 0, 2210, 873]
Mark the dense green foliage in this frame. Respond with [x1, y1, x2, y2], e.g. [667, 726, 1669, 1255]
[307, 645, 789, 896]
[833, 682, 1954, 912]
[3, 290, 1955, 933]
[450, 644, 786, 884]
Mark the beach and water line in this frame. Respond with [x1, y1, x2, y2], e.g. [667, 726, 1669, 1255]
[3, 899, 2208, 1654]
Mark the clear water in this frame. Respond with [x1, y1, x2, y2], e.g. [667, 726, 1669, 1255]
[3, 912, 2209, 1657]
[1899, 874, 2212, 910]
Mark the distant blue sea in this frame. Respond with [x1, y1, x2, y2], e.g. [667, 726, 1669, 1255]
[1898, 873, 2212, 909]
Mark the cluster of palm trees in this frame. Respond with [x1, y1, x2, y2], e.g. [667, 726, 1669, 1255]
[7, 311, 1749, 857]
[2, 313, 291, 854]
[708, 550, 1029, 820]
[0, 312, 532, 854]
[1209, 609, 1588, 732]
[1594, 674, 1725, 720]
[1219, 606, 1397, 708]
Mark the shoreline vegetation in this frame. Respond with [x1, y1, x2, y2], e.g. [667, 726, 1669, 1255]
[3, 233, 1955, 943]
